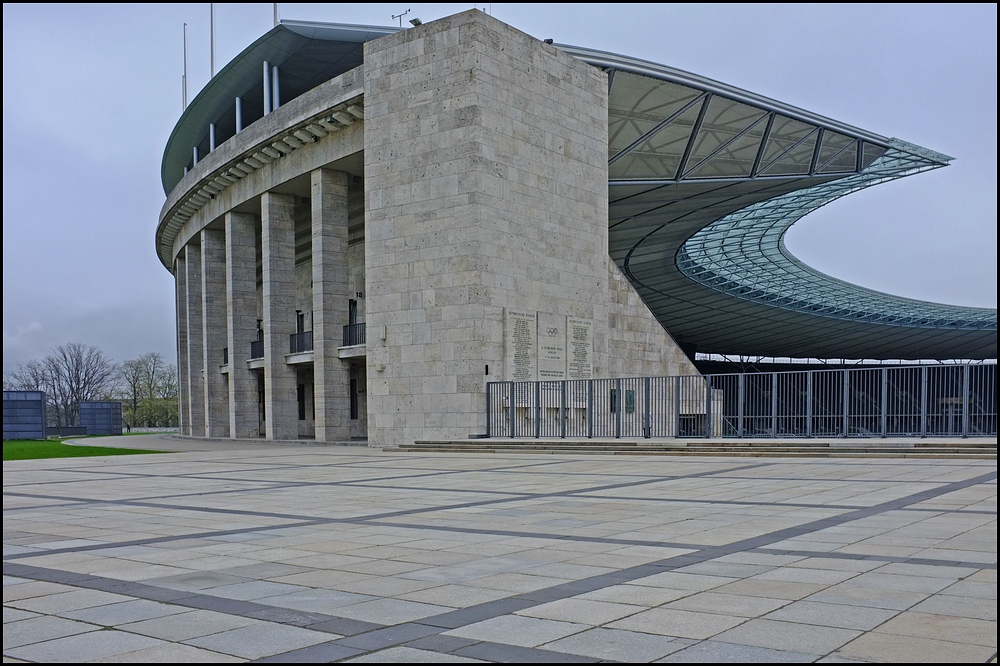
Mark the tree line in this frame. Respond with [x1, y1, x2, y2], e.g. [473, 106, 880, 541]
[3, 343, 178, 429]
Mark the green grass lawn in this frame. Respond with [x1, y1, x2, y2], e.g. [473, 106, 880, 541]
[3, 439, 165, 461]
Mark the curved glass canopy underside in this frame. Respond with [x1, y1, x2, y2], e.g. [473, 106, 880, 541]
[574, 49, 998, 360]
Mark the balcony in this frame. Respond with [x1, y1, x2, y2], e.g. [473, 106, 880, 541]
[343, 322, 366, 347]
[289, 331, 313, 354]
[249, 340, 264, 359]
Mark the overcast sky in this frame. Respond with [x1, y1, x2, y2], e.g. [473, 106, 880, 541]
[3, 3, 996, 371]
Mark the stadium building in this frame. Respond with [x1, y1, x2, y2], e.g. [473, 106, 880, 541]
[156, 10, 997, 446]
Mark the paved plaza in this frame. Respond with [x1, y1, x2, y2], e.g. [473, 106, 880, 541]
[3, 435, 996, 663]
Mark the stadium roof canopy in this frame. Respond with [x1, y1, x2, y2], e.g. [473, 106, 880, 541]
[161, 19, 997, 362]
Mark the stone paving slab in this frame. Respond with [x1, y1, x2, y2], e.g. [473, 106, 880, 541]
[3, 435, 996, 662]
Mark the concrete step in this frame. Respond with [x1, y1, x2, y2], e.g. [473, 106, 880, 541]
[400, 439, 996, 459]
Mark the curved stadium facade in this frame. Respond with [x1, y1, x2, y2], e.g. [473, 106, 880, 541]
[157, 11, 997, 445]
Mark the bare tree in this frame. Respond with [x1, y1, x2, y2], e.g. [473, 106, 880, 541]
[40, 343, 118, 426]
[5, 359, 48, 392]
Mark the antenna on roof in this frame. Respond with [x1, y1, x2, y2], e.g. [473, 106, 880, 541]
[392, 9, 410, 27]
[181, 22, 188, 110]
[210, 4, 215, 77]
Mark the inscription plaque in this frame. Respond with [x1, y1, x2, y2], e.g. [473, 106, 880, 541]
[504, 309, 537, 382]
[537, 313, 566, 380]
[566, 317, 594, 380]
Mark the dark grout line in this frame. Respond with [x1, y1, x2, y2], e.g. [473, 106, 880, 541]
[749, 546, 998, 570]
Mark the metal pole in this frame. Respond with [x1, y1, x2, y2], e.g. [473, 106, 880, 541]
[209, 123, 216, 151]
[674, 376, 681, 437]
[705, 377, 712, 438]
[737, 373, 744, 438]
[770, 372, 777, 437]
[263, 61, 272, 115]
[561, 381, 566, 439]
[806, 371, 813, 438]
[842, 369, 850, 437]
[192, 146, 199, 166]
[485, 382, 491, 438]
[182, 23, 188, 109]
[534, 381, 540, 439]
[920, 366, 928, 438]
[235, 97, 243, 132]
[880, 367, 888, 438]
[508, 382, 515, 438]
[643, 376, 651, 438]
[615, 379, 622, 439]
[210, 4, 216, 77]
[273, 3, 279, 27]
[587, 379, 593, 439]
[272, 66, 280, 109]
[962, 364, 970, 438]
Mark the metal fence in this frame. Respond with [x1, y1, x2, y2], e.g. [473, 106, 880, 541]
[289, 331, 313, 353]
[485, 364, 996, 439]
[343, 322, 366, 347]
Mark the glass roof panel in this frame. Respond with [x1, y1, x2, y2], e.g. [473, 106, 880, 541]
[684, 97, 768, 173]
[861, 142, 887, 169]
[609, 101, 704, 180]
[686, 115, 769, 179]
[757, 115, 817, 175]
[608, 72, 703, 161]
[816, 131, 855, 171]
[758, 129, 819, 176]
[818, 139, 858, 173]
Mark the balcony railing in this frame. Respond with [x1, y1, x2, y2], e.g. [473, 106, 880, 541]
[290, 331, 313, 353]
[249, 340, 264, 359]
[343, 322, 366, 347]
[222, 347, 229, 365]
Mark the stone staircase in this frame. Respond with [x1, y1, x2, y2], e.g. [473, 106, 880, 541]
[399, 437, 997, 458]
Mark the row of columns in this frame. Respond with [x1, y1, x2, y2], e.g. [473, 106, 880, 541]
[174, 168, 352, 441]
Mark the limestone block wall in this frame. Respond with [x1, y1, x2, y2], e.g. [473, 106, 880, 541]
[606, 261, 700, 378]
[363, 10, 698, 447]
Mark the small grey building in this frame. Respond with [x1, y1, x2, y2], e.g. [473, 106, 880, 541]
[78, 401, 124, 436]
[3, 390, 48, 440]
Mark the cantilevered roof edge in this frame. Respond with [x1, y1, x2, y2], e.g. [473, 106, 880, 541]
[557, 44, 892, 148]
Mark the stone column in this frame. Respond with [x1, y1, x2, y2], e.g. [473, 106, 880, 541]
[312, 168, 352, 442]
[226, 211, 259, 438]
[175, 255, 189, 436]
[261, 192, 298, 440]
[185, 243, 205, 437]
[201, 228, 230, 438]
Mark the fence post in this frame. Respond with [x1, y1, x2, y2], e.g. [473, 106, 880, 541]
[806, 371, 813, 438]
[643, 376, 651, 438]
[486, 382, 491, 438]
[842, 370, 850, 438]
[704, 376, 712, 438]
[962, 364, 970, 438]
[509, 382, 515, 438]
[771, 372, 778, 437]
[737, 373, 744, 438]
[587, 379, 593, 439]
[535, 381, 541, 439]
[920, 366, 927, 438]
[880, 368, 888, 438]
[674, 376, 682, 437]
[560, 381, 567, 439]
[615, 378, 622, 439]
